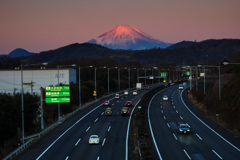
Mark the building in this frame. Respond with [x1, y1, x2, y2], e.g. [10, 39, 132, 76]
[0, 69, 76, 95]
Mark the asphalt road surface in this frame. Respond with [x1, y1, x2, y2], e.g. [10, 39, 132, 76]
[14, 86, 155, 160]
[148, 83, 240, 160]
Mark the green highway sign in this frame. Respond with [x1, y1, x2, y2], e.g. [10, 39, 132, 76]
[160, 72, 167, 77]
[46, 97, 70, 103]
[45, 86, 70, 92]
[45, 91, 70, 97]
[186, 71, 190, 76]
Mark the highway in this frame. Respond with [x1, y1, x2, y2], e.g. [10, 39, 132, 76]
[14, 87, 152, 160]
[148, 83, 240, 160]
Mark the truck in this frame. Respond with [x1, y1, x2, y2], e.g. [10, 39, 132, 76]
[136, 83, 142, 90]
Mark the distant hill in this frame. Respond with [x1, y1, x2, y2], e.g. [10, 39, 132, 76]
[8, 48, 35, 58]
[167, 41, 195, 49]
[3, 39, 240, 66]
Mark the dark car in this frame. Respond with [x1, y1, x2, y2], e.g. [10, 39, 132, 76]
[125, 101, 132, 107]
[178, 124, 190, 134]
[121, 107, 129, 115]
[103, 100, 110, 106]
[105, 108, 112, 116]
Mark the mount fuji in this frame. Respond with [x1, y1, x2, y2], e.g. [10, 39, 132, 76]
[87, 25, 172, 50]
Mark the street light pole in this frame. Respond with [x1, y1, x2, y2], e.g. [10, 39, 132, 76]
[108, 68, 110, 94]
[204, 65, 206, 95]
[21, 64, 25, 143]
[190, 67, 192, 90]
[118, 68, 120, 90]
[57, 66, 60, 121]
[137, 69, 139, 83]
[219, 65, 221, 100]
[128, 68, 130, 89]
[95, 67, 97, 93]
[79, 67, 81, 108]
[145, 69, 147, 85]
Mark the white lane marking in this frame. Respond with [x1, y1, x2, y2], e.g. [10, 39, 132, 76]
[117, 112, 119, 115]
[163, 116, 166, 120]
[180, 116, 183, 120]
[101, 112, 104, 115]
[183, 149, 191, 159]
[65, 156, 69, 160]
[112, 103, 114, 105]
[75, 138, 81, 146]
[167, 123, 170, 128]
[97, 157, 100, 160]
[102, 138, 106, 146]
[212, 150, 223, 159]
[160, 106, 162, 108]
[126, 99, 141, 160]
[176, 110, 178, 113]
[117, 100, 119, 102]
[173, 106, 175, 108]
[173, 133, 177, 140]
[172, 102, 174, 104]
[86, 126, 91, 132]
[94, 118, 98, 122]
[161, 110, 163, 113]
[35, 97, 115, 160]
[148, 88, 170, 160]
[180, 89, 240, 152]
[108, 126, 111, 132]
[196, 134, 202, 140]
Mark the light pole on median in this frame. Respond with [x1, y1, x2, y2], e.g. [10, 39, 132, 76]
[128, 68, 130, 89]
[57, 64, 76, 121]
[20, 62, 48, 143]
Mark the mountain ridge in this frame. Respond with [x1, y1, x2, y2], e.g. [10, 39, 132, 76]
[88, 25, 172, 50]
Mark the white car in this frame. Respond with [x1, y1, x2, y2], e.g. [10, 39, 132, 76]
[89, 135, 99, 144]
[115, 94, 120, 99]
[133, 90, 137, 95]
[124, 91, 129, 95]
[162, 95, 168, 101]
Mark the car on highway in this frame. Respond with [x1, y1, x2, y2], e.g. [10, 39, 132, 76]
[125, 101, 132, 107]
[179, 84, 184, 90]
[115, 93, 120, 99]
[103, 100, 110, 106]
[170, 82, 175, 86]
[178, 124, 191, 134]
[121, 107, 129, 115]
[162, 95, 168, 101]
[133, 90, 138, 95]
[89, 135, 100, 144]
[124, 90, 129, 95]
[105, 108, 112, 116]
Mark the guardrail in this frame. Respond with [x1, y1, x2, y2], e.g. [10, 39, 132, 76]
[3, 139, 33, 160]
[3, 87, 138, 160]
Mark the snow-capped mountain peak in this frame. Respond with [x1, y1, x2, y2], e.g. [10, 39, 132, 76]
[87, 25, 172, 50]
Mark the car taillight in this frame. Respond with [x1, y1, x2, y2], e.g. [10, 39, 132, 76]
[111, 111, 112, 113]
[97, 140, 99, 142]
[127, 111, 129, 113]
[121, 111, 123, 113]
[89, 140, 91, 142]
[105, 111, 107, 113]
[108, 102, 110, 104]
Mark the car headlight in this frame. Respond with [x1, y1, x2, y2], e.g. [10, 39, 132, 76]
[187, 130, 190, 131]
[179, 129, 183, 131]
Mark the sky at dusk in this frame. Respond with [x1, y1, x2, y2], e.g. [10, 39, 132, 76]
[0, 0, 240, 55]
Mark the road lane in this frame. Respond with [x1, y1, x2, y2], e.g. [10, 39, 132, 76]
[148, 83, 240, 160]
